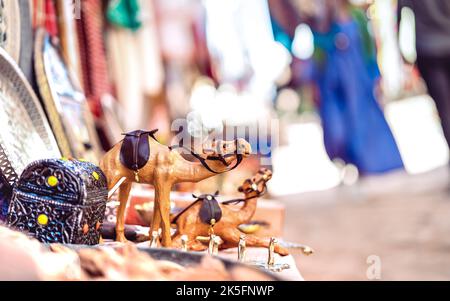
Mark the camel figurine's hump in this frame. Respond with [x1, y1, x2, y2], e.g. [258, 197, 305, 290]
[99, 137, 175, 188]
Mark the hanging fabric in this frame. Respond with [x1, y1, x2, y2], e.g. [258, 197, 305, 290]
[106, 0, 164, 131]
[106, 0, 142, 31]
[44, 0, 58, 37]
[55, 0, 83, 86]
[76, 0, 112, 118]
[32, 0, 45, 28]
[32, 0, 57, 36]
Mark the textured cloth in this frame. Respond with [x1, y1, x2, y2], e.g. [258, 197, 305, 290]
[76, 0, 112, 117]
[398, 0, 450, 57]
[45, 0, 59, 36]
[313, 18, 404, 174]
[105, 0, 164, 130]
[55, 0, 83, 84]
[32, 0, 58, 34]
[106, 0, 142, 31]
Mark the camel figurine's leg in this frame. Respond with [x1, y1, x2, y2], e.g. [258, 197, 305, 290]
[218, 228, 244, 250]
[115, 181, 132, 243]
[154, 175, 173, 247]
[171, 233, 182, 248]
[220, 228, 289, 256]
[150, 198, 161, 236]
[189, 240, 208, 252]
[171, 233, 207, 252]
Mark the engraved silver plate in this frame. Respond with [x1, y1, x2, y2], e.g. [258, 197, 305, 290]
[35, 29, 102, 163]
[0, 47, 61, 177]
[0, 143, 17, 186]
[0, 0, 21, 63]
[0, 0, 32, 81]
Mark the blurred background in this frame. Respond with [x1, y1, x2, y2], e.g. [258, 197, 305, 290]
[36, 0, 450, 279]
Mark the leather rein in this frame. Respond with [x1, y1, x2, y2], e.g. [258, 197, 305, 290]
[171, 176, 268, 224]
[221, 171, 269, 205]
[168, 140, 243, 174]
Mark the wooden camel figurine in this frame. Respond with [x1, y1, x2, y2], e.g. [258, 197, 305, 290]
[99, 130, 251, 247]
[171, 168, 289, 256]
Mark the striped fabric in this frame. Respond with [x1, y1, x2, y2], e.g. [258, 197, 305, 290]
[76, 0, 112, 118]
[44, 0, 59, 37]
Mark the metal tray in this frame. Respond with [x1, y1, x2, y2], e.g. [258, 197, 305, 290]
[0, 0, 33, 81]
[34, 28, 102, 163]
[0, 48, 61, 177]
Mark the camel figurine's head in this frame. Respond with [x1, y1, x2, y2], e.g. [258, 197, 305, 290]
[202, 138, 252, 164]
[238, 168, 273, 195]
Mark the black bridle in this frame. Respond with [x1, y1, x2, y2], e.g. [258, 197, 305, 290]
[171, 175, 268, 224]
[168, 139, 244, 174]
[221, 170, 270, 205]
[133, 129, 244, 174]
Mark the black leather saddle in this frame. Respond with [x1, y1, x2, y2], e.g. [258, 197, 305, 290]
[172, 193, 222, 226]
[120, 130, 158, 172]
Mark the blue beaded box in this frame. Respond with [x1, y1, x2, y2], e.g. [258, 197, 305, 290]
[6, 159, 107, 245]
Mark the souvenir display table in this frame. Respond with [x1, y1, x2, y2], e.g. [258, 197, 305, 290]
[116, 189, 305, 281]
[0, 0, 313, 282]
[102, 241, 304, 281]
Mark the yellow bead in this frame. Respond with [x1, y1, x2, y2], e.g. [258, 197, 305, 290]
[92, 171, 100, 181]
[37, 214, 48, 226]
[47, 176, 58, 187]
[78, 158, 87, 162]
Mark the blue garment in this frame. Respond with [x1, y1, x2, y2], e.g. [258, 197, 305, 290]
[313, 20, 403, 174]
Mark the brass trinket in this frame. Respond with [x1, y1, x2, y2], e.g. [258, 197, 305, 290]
[238, 234, 246, 262]
[181, 235, 188, 252]
[150, 230, 159, 248]
[268, 237, 277, 267]
[208, 234, 216, 255]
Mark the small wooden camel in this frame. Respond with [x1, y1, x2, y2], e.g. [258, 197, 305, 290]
[99, 131, 251, 247]
[171, 168, 289, 256]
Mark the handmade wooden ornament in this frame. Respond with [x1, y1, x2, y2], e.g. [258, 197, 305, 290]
[99, 129, 251, 247]
[268, 237, 276, 266]
[150, 230, 159, 248]
[171, 169, 289, 255]
[208, 234, 221, 256]
[249, 236, 290, 273]
[238, 234, 246, 262]
[208, 234, 216, 255]
[181, 235, 188, 252]
[7, 159, 108, 245]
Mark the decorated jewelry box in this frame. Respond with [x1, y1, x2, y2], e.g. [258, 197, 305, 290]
[6, 158, 107, 245]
